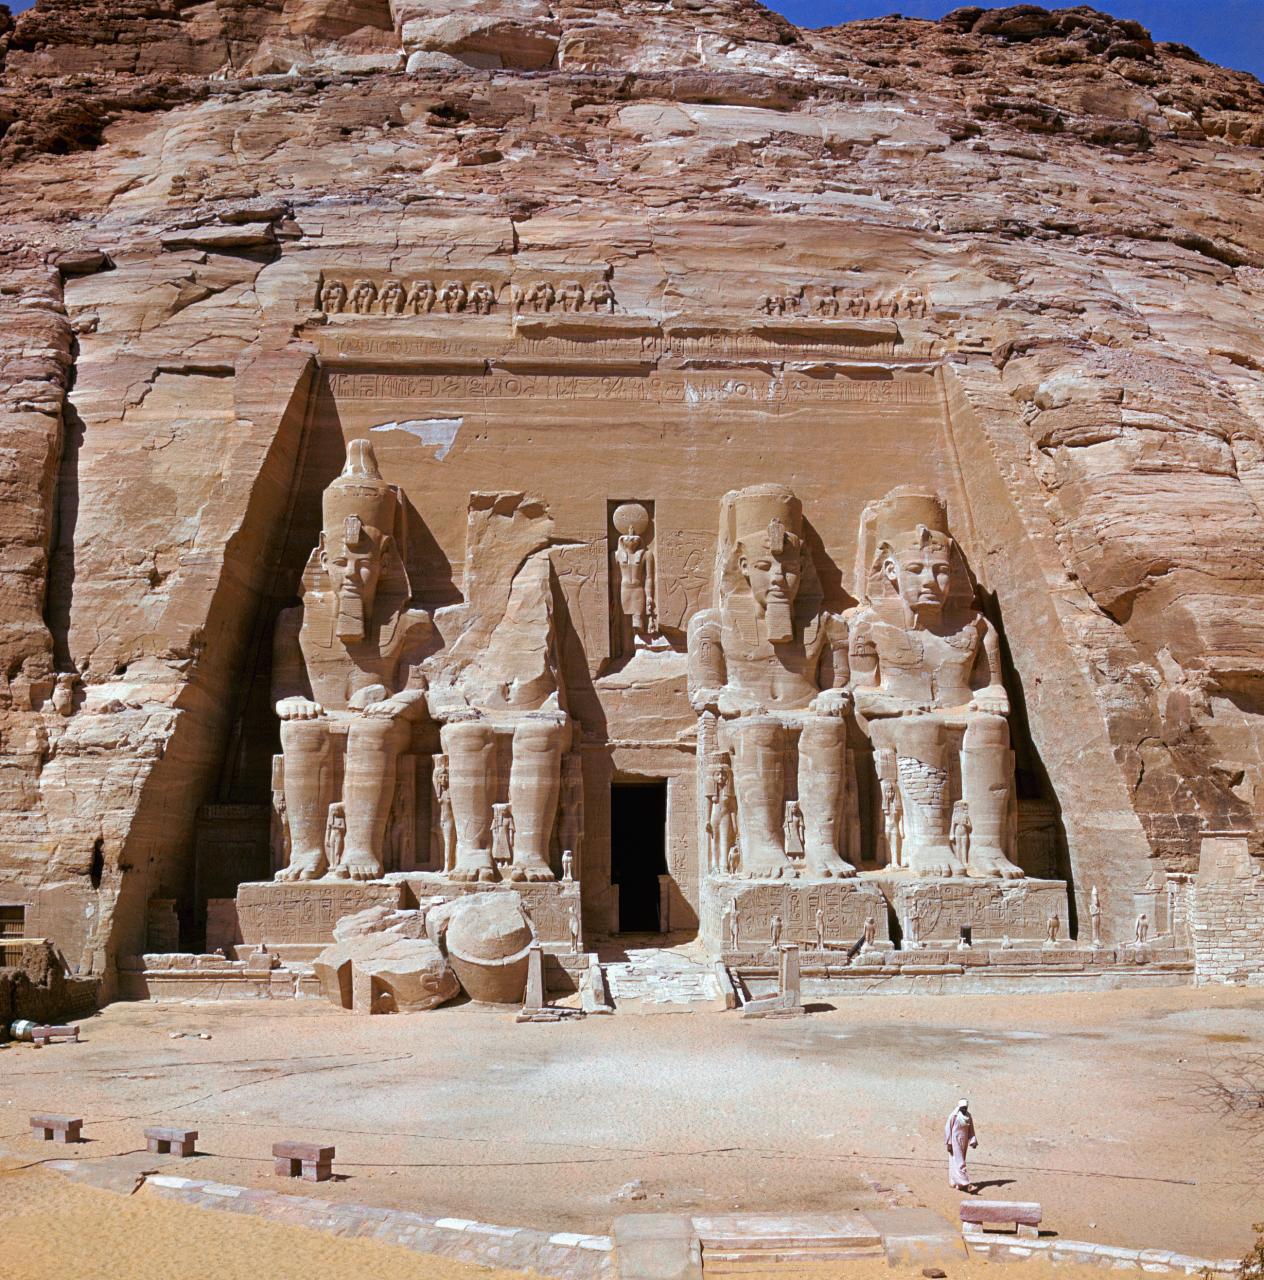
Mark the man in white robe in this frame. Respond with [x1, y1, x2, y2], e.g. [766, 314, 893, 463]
[945, 1098, 978, 1192]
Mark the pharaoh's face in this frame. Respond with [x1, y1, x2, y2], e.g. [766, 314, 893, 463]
[321, 517, 386, 640]
[739, 536, 801, 612]
[884, 540, 951, 613]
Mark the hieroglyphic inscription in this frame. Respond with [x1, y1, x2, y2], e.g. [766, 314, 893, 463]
[700, 878, 888, 948]
[895, 879, 1069, 942]
[319, 330, 930, 364]
[327, 371, 938, 405]
[655, 530, 713, 636]
[236, 882, 404, 945]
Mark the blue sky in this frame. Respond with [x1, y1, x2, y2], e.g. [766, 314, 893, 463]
[4, 0, 1263, 79]
[774, 1, 1264, 75]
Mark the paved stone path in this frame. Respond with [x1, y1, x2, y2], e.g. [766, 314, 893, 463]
[601, 948, 723, 1009]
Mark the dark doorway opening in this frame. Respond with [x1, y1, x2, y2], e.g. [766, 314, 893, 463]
[611, 781, 668, 933]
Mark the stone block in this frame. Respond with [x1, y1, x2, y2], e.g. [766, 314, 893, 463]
[144, 1126, 198, 1156]
[273, 1140, 335, 1182]
[313, 933, 459, 1014]
[613, 1214, 701, 1280]
[237, 881, 405, 947]
[895, 878, 1071, 945]
[701, 875, 888, 952]
[30, 1113, 82, 1143]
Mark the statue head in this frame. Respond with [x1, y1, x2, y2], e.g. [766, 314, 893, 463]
[318, 439, 405, 643]
[859, 488, 972, 620]
[731, 486, 803, 643]
[884, 525, 953, 618]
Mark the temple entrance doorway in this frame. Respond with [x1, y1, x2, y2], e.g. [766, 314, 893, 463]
[610, 781, 669, 933]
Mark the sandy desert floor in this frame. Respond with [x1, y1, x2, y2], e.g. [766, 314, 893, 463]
[0, 985, 1260, 1266]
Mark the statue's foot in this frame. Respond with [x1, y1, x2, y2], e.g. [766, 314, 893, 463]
[275, 851, 327, 882]
[340, 850, 384, 881]
[508, 860, 556, 883]
[969, 848, 1025, 880]
[804, 847, 858, 879]
[910, 847, 966, 878]
[450, 859, 498, 883]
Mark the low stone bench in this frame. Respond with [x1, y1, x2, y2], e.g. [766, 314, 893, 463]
[961, 1200, 1042, 1239]
[30, 1113, 82, 1143]
[273, 1140, 334, 1182]
[31, 1024, 80, 1047]
[144, 1125, 198, 1156]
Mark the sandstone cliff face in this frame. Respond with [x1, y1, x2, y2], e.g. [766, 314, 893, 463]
[1, 0, 1262, 981]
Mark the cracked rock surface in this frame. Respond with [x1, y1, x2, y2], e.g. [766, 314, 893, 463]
[0, 0, 1262, 978]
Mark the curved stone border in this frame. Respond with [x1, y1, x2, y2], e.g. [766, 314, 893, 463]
[140, 1174, 612, 1280]
[963, 1224, 1237, 1275]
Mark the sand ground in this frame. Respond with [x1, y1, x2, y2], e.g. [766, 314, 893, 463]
[0, 1160, 1154, 1280]
[0, 985, 1260, 1265]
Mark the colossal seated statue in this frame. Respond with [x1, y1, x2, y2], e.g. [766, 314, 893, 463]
[848, 488, 1022, 879]
[688, 484, 856, 880]
[272, 440, 433, 882]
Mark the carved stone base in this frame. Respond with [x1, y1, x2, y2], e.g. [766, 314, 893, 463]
[700, 874, 889, 953]
[236, 881, 405, 948]
[888, 876, 1070, 946]
[232, 876, 582, 952]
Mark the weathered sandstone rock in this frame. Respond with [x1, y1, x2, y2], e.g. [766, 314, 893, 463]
[0, 0, 1262, 990]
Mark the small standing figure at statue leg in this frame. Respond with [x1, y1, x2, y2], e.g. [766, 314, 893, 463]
[1135, 913, 1149, 945]
[492, 802, 515, 871]
[945, 1099, 978, 1194]
[433, 754, 456, 873]
[880, 775, 904, 869]
[706, 754, 737, 875]
[784, 800, 805, 860]
[562, 850, 574, 883]
[324, 803, 346, 878]
[949, 800, 971, 867]
[1089, 884, 1102, 947]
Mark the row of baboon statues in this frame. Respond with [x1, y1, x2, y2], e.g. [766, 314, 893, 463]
[318, 276, 617, 316]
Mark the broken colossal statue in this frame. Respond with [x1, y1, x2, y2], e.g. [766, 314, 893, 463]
[272, 440, 433, 882]
[849, 489, 1022, 879]
[688, 485, 856, 880]
[422, 491, 572, 885]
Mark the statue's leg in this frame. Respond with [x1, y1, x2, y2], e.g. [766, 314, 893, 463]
[441, 719, 498, 882]
[336, 716, 409, 881]
[728, 716, 794, 878]
[798, 716, 857, 878]
[275, 719, 331, 881]
[879, 715, 963, 878]
[961, 713, 1024, 879]
[507, 715, 569, 882]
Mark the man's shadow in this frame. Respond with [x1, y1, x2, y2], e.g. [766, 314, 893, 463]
[969, 1177, 1017, 1194]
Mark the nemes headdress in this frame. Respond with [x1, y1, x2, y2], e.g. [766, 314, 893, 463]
[855, 486, 972, 609]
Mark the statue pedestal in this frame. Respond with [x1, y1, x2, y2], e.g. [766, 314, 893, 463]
[885, 875, 1070, 946]
[701, 873, 889, 955]
[225, 876, 581, 960]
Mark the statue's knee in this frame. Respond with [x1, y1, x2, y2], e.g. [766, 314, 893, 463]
[964, 713, 1009, 750]
[280, 719, 328, 756]
[441, 719, 495, 759]
[348, 717, 408, 757]
[513, 715, 569, 757]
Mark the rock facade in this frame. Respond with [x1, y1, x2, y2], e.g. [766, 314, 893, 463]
[1, 0, 1263, 991]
